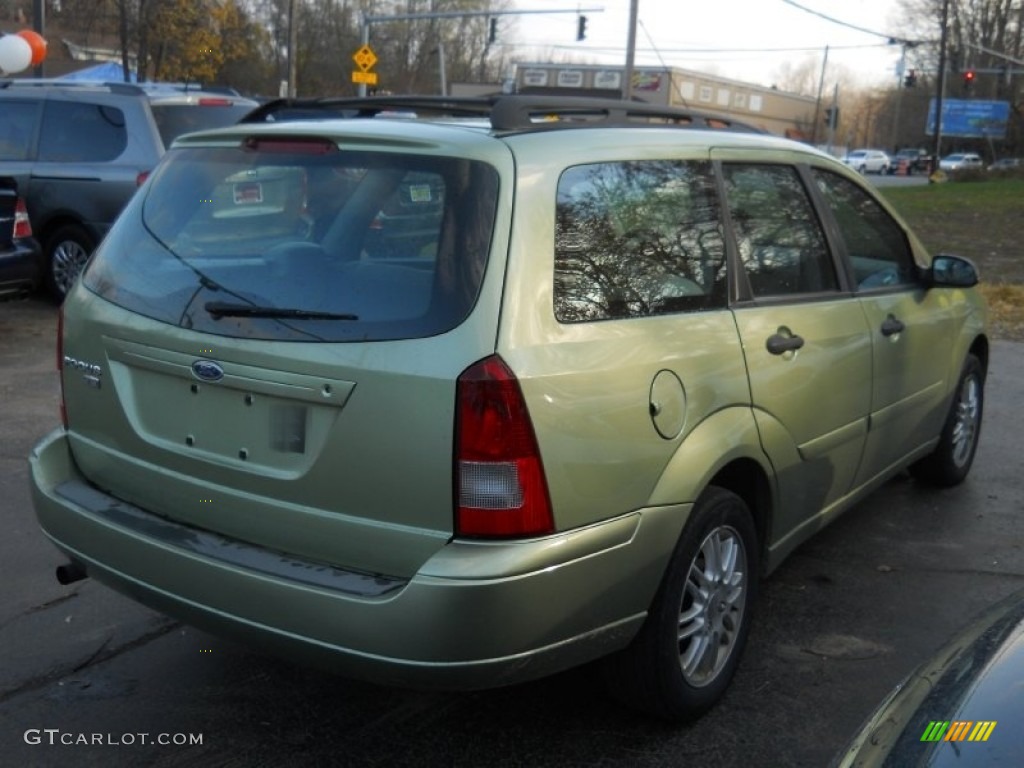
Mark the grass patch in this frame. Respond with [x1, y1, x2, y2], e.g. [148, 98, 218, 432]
[879, 180, 1024, 341]
[978, 283, 1024, 342]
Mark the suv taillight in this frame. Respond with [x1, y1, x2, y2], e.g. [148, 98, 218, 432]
[455, 356, 553, 538]
[13, 198, 31, 238]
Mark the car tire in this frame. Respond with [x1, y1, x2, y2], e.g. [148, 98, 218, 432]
[45, 224, 95, 302]
[602, 486, 758, 722]
[910, 354, 984, 487]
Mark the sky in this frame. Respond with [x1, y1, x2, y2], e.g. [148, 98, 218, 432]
[507, 0, 919, 90]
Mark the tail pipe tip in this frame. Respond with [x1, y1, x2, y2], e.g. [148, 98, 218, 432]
[56, 561, 88, 585]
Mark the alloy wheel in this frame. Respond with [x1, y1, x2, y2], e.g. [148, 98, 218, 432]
[677, 525, 747, 687]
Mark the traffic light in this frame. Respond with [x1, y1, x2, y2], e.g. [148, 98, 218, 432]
[963, 69, 975, 91]
[576, 15, 587, 41]
[489, 18, 497, 44]
[823, 106, 839, 129]
[903, 69, 917, 88]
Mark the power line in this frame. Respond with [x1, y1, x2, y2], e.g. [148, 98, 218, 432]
[638, 19, 689, 106]
[504, 42, 889, 55]
[778, 0, 906, 42]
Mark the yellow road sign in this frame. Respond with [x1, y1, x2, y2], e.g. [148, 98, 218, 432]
[351, 71, 379, 85]
[353, 45, 378, 73]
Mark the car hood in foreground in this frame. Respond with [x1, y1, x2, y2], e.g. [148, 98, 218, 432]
[834, 588, 1024, 767]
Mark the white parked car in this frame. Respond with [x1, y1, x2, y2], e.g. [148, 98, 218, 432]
[939, 153, 984, 171]
[841, 149, 891, 174]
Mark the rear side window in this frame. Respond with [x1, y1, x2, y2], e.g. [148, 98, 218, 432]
[38, 101, 127, 162]
[722, 164, 837, 298]
[811, 169, 916, 289]
[83, 140, 499, 342]
[554, 160, 726, 322]
[0, 100, 37, 160]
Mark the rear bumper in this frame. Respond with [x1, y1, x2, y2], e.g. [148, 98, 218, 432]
[30, 429, 688, 689]
[0, 238, 44, 297]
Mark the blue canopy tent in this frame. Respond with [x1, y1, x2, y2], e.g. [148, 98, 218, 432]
[59, 61, 136, 82]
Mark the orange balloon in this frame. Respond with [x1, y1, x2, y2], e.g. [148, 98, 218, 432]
[17, 30, 47, 67]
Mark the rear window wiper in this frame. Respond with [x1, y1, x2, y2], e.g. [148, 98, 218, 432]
[205, 301, 359, 321]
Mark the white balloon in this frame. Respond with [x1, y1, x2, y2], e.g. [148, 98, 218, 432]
[0, 34, 33, 74]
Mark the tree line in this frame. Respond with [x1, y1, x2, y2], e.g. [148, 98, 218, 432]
[38, 0, 511, 97]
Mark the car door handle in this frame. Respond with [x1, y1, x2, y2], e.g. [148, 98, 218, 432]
[880, 314, 905, 337]
[765, 332, 805, 355]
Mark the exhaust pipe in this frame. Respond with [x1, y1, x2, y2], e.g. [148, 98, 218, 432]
[56, 560, 88, 585]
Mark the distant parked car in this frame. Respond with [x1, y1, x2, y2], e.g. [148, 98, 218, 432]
[888, 148, 931, 175]
[988, 157, 1022, 171]
[0, 79, 257, 301]
[939, 153, 984, 172]
[842, 149, 891, 174]
[0, 176, 43, 299]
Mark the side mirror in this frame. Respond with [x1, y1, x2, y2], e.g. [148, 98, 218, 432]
[926, 254, 979, 288]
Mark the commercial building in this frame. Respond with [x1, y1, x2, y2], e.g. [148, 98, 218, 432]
[511, 63, 818, 139]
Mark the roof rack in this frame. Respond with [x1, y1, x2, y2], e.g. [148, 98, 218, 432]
[239, 95, 764, 134]
[0, 79, 144, 96]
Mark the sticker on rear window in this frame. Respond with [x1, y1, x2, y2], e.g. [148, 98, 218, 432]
[233, 182, 263, 204]
[408, 184, 432, 203]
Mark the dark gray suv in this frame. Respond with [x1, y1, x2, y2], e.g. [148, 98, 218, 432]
[0, 80, 257, 300]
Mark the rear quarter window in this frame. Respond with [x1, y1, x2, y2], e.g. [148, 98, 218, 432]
[38, 101, 127, 162]
[0, 100, 37, 160]
[554, 160, 726, 322]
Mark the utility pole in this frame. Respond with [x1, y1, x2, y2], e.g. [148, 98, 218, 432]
[32, 0, 45, 77]
[436, 41, 447, 96]
[826, 82, 838, 155]
[890, 42, 914, 151]
[930, 0, 950, 175]
[623, 0, 639, 100]
[811, 46, 829, 146]
[287, 0, 298, 97]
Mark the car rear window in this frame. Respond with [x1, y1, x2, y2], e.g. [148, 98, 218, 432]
[83, 139, 500, 342]
[150, 103, 256, 146]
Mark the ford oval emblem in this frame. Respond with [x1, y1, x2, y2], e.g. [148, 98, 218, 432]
[191, 360, 224, 382]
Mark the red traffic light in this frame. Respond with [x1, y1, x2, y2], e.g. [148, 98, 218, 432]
[963, 70, 975, 82]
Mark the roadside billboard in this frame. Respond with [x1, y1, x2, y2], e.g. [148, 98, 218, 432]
[927, 99, 1011, 138]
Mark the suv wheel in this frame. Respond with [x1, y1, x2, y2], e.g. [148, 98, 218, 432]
[603, 486, 758, 721]
[46, 224, 94, 302]
[910, 354, 984, 487]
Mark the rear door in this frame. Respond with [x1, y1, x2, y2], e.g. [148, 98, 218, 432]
[32, 98, 144, 225]
[717, 160, 872, 547]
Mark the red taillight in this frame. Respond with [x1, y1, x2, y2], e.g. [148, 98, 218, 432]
[198, 97, 232, 106]
[13, 198, 32, 238]
[57, 306, 67, 429]
[455, 355, 553, 538]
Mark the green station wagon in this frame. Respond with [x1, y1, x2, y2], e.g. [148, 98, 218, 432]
[30, 96, 988, 721]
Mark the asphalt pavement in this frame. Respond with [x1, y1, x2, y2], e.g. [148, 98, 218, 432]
[2, 295, 1022, 768]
